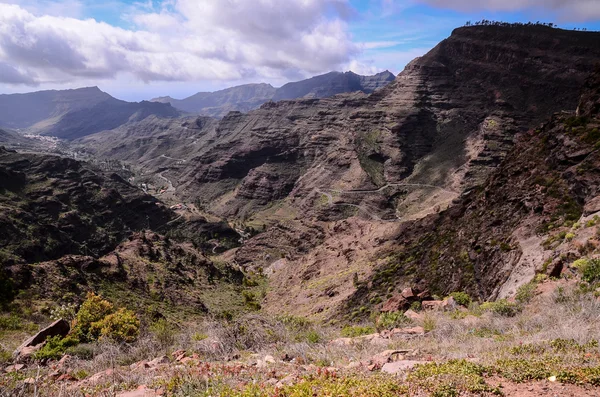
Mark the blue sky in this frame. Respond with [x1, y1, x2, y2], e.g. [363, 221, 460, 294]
[1, 0, 600, 101]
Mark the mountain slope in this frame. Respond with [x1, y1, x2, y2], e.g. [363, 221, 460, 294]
[344, 65, 600, 316]
[152, 83, 277, 118]
[0, 87, 180, 140]
[150, 71, 395, 118]
[272, 70, 395, 101]
[0, 87, 112, 130]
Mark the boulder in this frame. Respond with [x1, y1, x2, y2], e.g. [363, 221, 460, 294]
[369, 350, 407, 368]
[13, 319, 70, 358]
[422, 300, 443, 311]
[148, 356, 169, 367]
[401, 288, 415, 300]
[381, 360, 422, 374]
[404, 309, 423, 322]
[116, 385, 158, 397]
[390, 327, 425, 336]
[380, 294, 409, 312]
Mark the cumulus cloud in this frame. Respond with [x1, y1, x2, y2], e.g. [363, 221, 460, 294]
[418, 0, 600, 21]
[0, 62, 37, 85]
[0, 0, 358, 86]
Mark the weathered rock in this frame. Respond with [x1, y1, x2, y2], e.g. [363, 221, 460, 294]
[116, 385, 158, 397]
[401, 288, 415, 300]
[422, 300, 443, 311]
[381, 294, 409, 312]
[148, 356, 170, 367]
[381, 360, 422, 374]
[4, 364, 25, 373]
[369, 350, 407, 368]
[404, 309, 423, 322]
[391, 327, 426, 336]
[14, 319, 70, 358]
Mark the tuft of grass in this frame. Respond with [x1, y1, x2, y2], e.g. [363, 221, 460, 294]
[340, 325, 376, 338]
[407, 360, 502, 396]
[480, 300, 521, 317]
[448, 292, 472, 307]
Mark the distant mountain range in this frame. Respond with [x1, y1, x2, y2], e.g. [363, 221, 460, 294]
[0, 87, 180, 140]
[151, 70, 396, 118]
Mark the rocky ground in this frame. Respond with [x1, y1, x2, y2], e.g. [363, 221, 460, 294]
[2, 276, 600, 396]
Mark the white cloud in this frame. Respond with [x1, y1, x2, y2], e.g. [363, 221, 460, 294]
[0, 0, 358, 86]
[418, 0, 600, 21]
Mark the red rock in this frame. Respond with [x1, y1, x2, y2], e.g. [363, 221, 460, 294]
[57, 373, 76, 382]
[422, 300, 443, 311]
[391, 326, 425, 335]
[4, 364, 25, 373]
[401, 287, 415, 299]
[381, 360, 422, 374]
[404, 309, 423, 321]
[148, 356, 169, 367]
[116, 385, 157, 397]
[380, 294, 409, 312]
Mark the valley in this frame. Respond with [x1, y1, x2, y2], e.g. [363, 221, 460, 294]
[2, 22, 600, 397]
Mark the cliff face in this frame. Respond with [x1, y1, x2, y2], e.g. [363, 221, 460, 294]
[173, 26, 600, 224]
[344, 65, 600, 315]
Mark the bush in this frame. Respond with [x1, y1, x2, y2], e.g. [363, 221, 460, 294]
[449, 292, 472, 307]
[74, 292, 114, 341]
[95, 308, 140, 343]
[582, 258, 600, 283]
[515, 281, 537, 304]
[151, 318, 176, 350]
[33, 335, 80, 361]
[341, 325, 376, 338]
[376, 312, 411, 330]
[480, 300, 521, 317]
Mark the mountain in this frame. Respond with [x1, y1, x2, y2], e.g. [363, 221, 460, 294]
[345, 64, 600, 316]
[272, 70, 395, 101]
[152, 83, 277, 118]
[0, 147, 244, 315]
[0, 87, 180, 140]
[0, 87, 112, 130]
[151, 25, 599, 318]
[39, 25, 600, 320]
[150, 71, 395, 118]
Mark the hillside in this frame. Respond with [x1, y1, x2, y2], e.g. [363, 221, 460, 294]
[0, 87, 180, 140]
[150, 71, 395, 118]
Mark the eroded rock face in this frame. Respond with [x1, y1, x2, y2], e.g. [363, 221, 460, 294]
[170, 26, 600, 225]
[345, 65, 600, 311]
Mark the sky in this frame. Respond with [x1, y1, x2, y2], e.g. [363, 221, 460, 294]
[1, 0, 600, 101]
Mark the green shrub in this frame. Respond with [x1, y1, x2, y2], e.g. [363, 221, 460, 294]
[515, 281, 537, 304]
[449, 292, 472, 307]
[0, 315, 23, 330]
[410, 301, 422, 312]
[340, 325, 376, 338]
[376, 312, 411, 330]
[74, 292, 114, 342]
[33, 335, 79, 361]
[151, 318, 176, 350]
[304, 330, 321, 344]
[95, 308, 140, 343]
[65, 343, 95, 360]
[582, 258, 600, 283]
[480, 299, 521, 317]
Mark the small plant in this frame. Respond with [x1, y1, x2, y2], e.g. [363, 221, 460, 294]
[304, 330, 321, 344]
[33, 335, 79, 361]
[410, 301, 422, 312]
[515, 281, 537, 304]
[565, 232, 576, 241]
[423, 316, 436, 332]
[50, 302, 78, 322]
[340, 325, 376, 338]
[151, 318, 176, 350]
[480, 299, 521, 317]
[449, 291, 471, 307]
[376, 312, 411, 330]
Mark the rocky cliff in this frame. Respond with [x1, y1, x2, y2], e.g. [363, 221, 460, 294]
[172, 25, 600, 224]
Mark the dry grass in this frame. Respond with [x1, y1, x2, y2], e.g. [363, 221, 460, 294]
[2, 279, 600, 396]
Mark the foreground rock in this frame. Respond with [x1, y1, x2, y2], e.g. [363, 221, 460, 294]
[13, 319, 70, 361]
